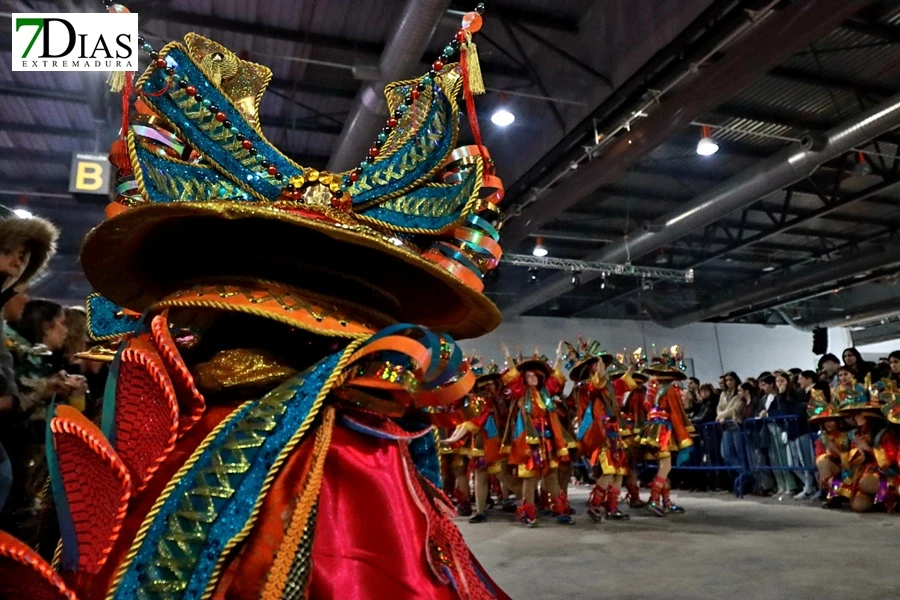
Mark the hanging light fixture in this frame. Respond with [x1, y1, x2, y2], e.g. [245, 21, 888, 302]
[491, 109, 515, 127]
[532, 236, 548, 257]
[696, 125, 719, 156]
[853, 151, 871, 175]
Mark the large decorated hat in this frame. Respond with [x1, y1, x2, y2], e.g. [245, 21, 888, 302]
[468, 355, 502, 386]
[564, 338, 612, 382]
[514, 348, 553, 380]
[835, 381, 884, 418]
[807, 389, 842, 423]
[82, 21, 503, 340]
[873, 379, 900, 424]
[643, 362, 687, 381]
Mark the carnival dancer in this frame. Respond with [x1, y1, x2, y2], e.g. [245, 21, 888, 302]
[618, 365, 649, 508]
[0, 5, 513, 599]
[443, 359, 506, 522]
[640, 361, 694, 516]
[500, 343, 576, 527]
[832, 375, 899, 512]
[567, 341, 636, 521]
[440, 427, 473, 517]
[808, 389, 853, 508]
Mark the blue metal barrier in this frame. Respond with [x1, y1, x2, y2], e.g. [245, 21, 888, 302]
[667, 416, 818, 498]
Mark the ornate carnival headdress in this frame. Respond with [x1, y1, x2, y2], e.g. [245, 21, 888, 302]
[83, 7, 503, 341]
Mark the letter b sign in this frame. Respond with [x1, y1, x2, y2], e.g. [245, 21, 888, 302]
[69, 153, 110, 195]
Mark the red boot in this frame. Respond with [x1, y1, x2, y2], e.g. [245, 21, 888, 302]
[553, 492, 574, 525]
[625, 482, 646, 508]
[662, 480, 684, 514]
[605, 486, 630, 520]
[561, 490, 576, 515]
[587, 485, 607, 522]
[454, 488, 473, 517]
[516, 501, 537, 527]
[646, 476, 667, 517]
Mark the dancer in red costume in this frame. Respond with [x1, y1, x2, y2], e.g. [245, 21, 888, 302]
[0, 4, 512, 600]
[639, 362, 694, 517]
[567, 341, 637, 522]
[443, 359, 507, 523]
[500, 344, 576, 527]
[616, 365, 649, 508]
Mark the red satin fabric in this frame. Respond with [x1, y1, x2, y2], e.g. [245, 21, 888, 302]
[308, 423, 507, 600]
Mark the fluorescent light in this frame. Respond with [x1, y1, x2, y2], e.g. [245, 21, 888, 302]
[532, 244, 548, 257]
[696, 137, 719, 156]
[491, 109, 515, 127]
[762, 265, 776, 272]
[13, 208, 33, 219]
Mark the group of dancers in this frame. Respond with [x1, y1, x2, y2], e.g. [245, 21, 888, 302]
[813, 368, 900, 512]
[442, 340, 694, 527]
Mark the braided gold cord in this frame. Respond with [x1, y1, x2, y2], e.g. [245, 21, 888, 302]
[261, 406, 335, 600]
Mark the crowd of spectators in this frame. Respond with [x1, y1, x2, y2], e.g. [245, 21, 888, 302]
[677, 350, 900, 511]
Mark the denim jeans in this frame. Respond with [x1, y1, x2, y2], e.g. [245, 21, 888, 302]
[787, 433, 817, 494]
[765, 422, 801, 492]
[721, 423, 746, 471]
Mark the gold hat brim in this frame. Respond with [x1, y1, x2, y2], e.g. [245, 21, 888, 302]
[80, 202, 500, 340]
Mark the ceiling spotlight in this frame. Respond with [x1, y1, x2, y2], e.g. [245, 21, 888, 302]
[696, 125, 719, 156]
[853, 151, 872, 176]
[571, 270, 582, 286]
[532, 236, 548, 257]
[491, 109, 515, 127]
[13, 208, 33, 219]
[762, 265, 776, 272]
[599, 274, 606, 290]
[527, 267, 539, 284]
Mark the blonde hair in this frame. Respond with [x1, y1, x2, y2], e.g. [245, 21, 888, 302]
[63, 306, 88, 360]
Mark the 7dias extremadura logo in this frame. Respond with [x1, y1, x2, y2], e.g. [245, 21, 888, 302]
[12, 12, 138, 72]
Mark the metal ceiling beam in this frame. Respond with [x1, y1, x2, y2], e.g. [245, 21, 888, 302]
[661, 238, 900, 327]
[157, 8, 529, 81]
[767, 66, 899, 98]
[501, 87, 900, 317]
[807, 297, 900, 329]
[327, 0, 449, 172]
[683, 178, 900, 267]
[841, 17, 900, 43]
[0, 121, 94, 138]
[499, 0, 876, 249]
[446, 3, 579, 33]
[851, 320, 900, 346]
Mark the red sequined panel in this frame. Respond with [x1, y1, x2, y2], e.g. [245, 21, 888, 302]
[150, 312, 206, 434]
[0, 531, 77, 600]
[114, 335, 180, 493]
[50, 406, 131, 574]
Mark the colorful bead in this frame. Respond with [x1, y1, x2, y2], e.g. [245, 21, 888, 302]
[397, 104, 408, 114]
[377, 132, 388, 143]
[387, 118, 398, 128]
[193, 93, 204, 103]
[411, 89, 420, 100]
[209, 104, 219, 113]
[349, 171, 360, 182]
[201, 99, 212, 108]
[185, 85, 197, 96]
[368, 147, 379, 158]
[223, 120, 232, 129]
[241, 140, 252, 150]
[455, 30, 466, 43]
[229, 126, 239, 134]
[432, 60, 444, 71]
[214, 112, 227, 122]
[443, 45, 454, 57]
[155, 57, 167, 69]
[424, 73, 435, 83]
[267, 165, 277, 176]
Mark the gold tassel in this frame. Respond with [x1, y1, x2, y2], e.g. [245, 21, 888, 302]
[464, 33, 485, 95]
[107, 70, 126, 93]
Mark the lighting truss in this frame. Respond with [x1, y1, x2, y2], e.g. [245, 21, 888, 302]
[501, 254, 694, 283]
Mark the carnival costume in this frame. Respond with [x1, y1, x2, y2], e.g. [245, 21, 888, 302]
[444, 359, 505, 522]
[564, 341, 635, 521]
[640, 363, 694, 517]
[501, 354, 575, 526]
[833, 380, 899, 512]
[618, 367, 649, 508]
[808, 390, 852, 505]
[0, 6, 514, 599]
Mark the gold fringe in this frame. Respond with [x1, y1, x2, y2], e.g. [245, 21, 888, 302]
[464, 34, 485, 95]
[107, 71, 126, 93]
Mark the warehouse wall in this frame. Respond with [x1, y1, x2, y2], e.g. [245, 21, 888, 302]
[464, 317, 851, 387]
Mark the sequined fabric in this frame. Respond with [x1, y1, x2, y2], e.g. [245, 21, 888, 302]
[192, 348, 297, 394]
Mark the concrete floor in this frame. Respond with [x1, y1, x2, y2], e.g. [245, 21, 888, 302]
[461, 486, 900, 600]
